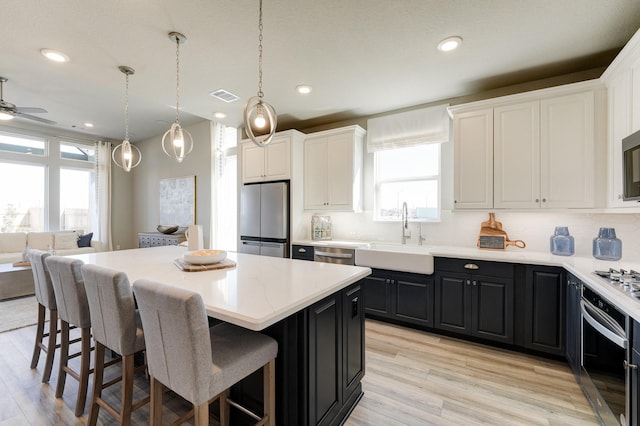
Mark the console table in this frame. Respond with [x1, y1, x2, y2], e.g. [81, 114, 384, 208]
[138, 232, 186, 248]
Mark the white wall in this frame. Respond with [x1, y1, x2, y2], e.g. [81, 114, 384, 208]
[128, 120, 213, 249]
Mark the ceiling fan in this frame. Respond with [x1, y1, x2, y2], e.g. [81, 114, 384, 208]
[0, 77, 56, 125]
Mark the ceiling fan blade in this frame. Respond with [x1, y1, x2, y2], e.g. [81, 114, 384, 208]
[14, 111, 57, 125]
[15, 106, 48, 114]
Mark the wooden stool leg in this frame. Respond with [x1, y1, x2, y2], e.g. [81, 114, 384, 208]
[194, 401, 209, 426]
[120, 354, 135, 426]
[42, 309, 58, 383]
[74, 327, 92, 416]
[263, 359, 275, 426]
[150, 377, 164, 426]
[219, 389, 230, 426]
[55, 320, 70, 396]
[30, 304, 46, 369]
[87, 342, 105, 426]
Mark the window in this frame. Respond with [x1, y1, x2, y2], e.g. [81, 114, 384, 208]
[0, 162, 46, 232]
[0, 128, 96, 233]
[374, 144, 440, 221]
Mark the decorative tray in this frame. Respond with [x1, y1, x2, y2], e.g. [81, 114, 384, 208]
[173, 258, 236, 272]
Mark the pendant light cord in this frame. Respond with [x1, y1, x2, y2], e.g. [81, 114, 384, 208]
[257, 0, 264, 99]
[175, 36, 181, 124]
[124, 72, 130, 140]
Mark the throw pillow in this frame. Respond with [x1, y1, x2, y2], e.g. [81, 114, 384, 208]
[77, 232, 93, 248]
[55, 233, 79, 250]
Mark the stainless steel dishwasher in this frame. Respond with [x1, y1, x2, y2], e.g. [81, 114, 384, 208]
[313, 246, 356, 265]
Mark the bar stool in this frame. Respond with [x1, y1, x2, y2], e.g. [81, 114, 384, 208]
[26, 249, 58, 383]
[45, 255, 92, 417]
[132, 279, 277, 426]
[81, 264, 149, 426]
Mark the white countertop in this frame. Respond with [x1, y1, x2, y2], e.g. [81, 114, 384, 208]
[296, 239, 640, 322]
[69, 246, 371, 331]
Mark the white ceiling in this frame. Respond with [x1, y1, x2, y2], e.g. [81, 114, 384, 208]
[2, 0, 640, 142]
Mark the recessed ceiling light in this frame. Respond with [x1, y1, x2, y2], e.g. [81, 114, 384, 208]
[214, 112, 226, 119]
[84, 122, 94, 128]
[437, 36, 462, 52]
[40, 48, 70, 63]
[0, 111, 14, 121]
[296, 85, 312, 94]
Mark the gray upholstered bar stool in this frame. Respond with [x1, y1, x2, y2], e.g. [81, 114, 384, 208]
[133, 279, 278, 426]
[45, 255, 93, 417]
[26, 248, 58, 383]
[81, 264, 149, 426]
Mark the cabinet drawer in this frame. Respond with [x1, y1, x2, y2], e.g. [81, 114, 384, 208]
[435, 257, 514, 278]
[292, 245, 314, 261]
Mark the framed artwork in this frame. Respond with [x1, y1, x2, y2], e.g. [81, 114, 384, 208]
[159, 176, 196, 227]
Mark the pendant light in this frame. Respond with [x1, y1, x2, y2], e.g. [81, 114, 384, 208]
[112, 66, 141, 172]
[162, 31, 193, 163]
[243, 0, 277, 147]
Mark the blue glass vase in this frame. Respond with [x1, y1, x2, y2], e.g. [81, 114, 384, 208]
[550, 226, 574, 256]
[593, 227, 622, 261]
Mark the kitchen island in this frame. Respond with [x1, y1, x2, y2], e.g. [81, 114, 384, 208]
[70, 246, 372, 425]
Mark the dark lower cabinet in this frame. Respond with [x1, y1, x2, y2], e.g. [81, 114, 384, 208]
[523, 265, 565, 356]
[632, 321, 640, 426]
[363, 269, 434, 327]
[435, 258, 514, 344]
[231, 281, 364, 426]
[566, 273, 582, 377]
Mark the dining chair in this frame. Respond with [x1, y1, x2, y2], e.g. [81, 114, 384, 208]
[132, 279, 278, 426]
[81, 264, 149, 426]
[26, 248, 58, 383]
[45, 255, 92, 417]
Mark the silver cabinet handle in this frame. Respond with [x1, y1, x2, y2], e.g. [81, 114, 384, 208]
[315, 251, 353, 259]
[624, 360, 638, 370]
[464, 263, 479, 270]
[298, 248, 307, 253]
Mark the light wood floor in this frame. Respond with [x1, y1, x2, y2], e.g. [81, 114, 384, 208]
[0, 319, 598, 425]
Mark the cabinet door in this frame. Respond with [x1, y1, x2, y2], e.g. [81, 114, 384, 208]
[632, 347, 640, 426]
[524, 266, 565, 355]
[304, 137, 329, 209]
[435, 273, 471, 334]
[242, 142, 266, 183]
[472, 275, 514, 344]
[362, 275, 391, 317]
[608, 70, 634, 207]
[453, 108, 493, 209]
[540, 91, 595, 208]
[327, 132, 354, 208]
[264, 136, 291, 180]
[343, 284, 364, 400]
[565, 274, 581, 377]
[395, 277, 434, 327]
[308, 294, 342, 425]
[494, 101, 541, 208]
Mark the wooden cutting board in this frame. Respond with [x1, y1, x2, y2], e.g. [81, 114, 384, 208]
[173, 258, 236, 272]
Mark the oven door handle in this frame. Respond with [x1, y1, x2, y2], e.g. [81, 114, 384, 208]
[580, 299, 627, 349]
[314, 251, 353, 259]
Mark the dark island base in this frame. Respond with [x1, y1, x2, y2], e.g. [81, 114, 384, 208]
[230, 281, 365, 425]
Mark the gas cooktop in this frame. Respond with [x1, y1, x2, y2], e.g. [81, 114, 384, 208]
[593, 268, 640, 300]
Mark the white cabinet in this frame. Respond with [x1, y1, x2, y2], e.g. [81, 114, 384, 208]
[241, 131, 303, 183]
[453, 108, 493, 209]
[602, 28, 640, 208]
[451, 81, 602, 210]
[303, 125, 365, 211]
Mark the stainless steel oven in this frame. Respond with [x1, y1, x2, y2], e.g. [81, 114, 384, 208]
[581, 286, 631, 425]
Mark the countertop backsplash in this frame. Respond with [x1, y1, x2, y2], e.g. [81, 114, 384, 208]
[296, 211, 640, 261]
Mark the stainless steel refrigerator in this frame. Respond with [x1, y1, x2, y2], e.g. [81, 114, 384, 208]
[239, 181, 289, 258]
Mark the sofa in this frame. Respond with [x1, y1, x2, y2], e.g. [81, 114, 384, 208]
[0, 231, 103, 265]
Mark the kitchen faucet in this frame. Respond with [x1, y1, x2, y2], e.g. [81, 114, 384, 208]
[401, 201, 411, 244]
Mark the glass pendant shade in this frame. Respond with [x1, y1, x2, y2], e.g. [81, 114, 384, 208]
[163, 31, 193, 163]
[112, 66, 141, 172]
[243, 0, 277, 147]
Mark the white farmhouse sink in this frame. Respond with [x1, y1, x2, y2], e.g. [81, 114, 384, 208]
[355, 243, 434, 275]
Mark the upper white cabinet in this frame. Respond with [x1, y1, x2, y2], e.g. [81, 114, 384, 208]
[601, 28, 640, 208]
[450, 81, 604, 210]
[241, 130, 304, 183]
[303, 125, 365, 211]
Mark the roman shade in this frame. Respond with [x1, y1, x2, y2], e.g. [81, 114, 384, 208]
[366, 104, 450, 152]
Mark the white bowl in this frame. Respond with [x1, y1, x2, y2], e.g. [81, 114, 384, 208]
[183, 250, 227, 265]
